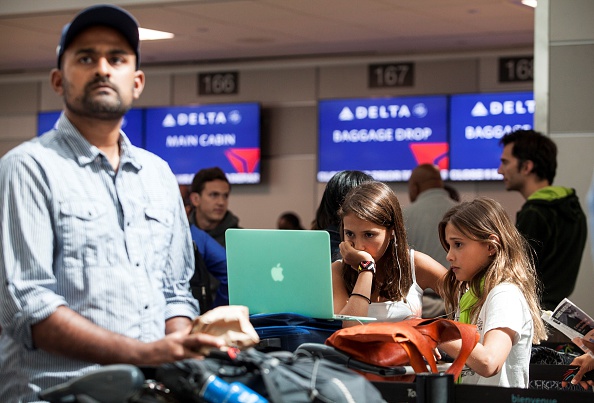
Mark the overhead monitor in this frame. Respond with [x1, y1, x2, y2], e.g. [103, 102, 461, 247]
[449, 91, 534, 181]
[144, 103, 261, 185]
[318, 95, 449, 182]
[37, 109, 144, 147]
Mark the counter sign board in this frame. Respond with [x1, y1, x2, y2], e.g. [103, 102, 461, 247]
[198, 71, 239, 95]
[368, 63, 415, 88]
[498, 56, 533, 83]
[449, 91, 534, 181]
[318, 95, 448, 182]
[145, 103, 261, 185]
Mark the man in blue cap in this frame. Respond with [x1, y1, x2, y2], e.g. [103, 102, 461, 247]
[0, 5, 225, 401]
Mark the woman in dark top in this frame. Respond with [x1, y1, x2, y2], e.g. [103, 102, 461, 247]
[312, 170, 374, 261]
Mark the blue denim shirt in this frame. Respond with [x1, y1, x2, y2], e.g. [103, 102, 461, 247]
[0, 114, 199, 401]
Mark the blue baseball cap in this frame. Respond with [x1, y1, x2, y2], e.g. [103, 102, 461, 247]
[56, 4, 140, 70]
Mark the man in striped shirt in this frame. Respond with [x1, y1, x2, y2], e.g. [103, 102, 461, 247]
[0, 5, 225, 401]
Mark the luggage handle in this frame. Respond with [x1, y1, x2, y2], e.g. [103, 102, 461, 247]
[38, 364, 145, 402]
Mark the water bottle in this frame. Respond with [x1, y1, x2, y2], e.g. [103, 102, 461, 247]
[200, 373, 268, 403]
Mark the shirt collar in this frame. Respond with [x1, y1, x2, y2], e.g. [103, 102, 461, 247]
[55, 112, 142, 171]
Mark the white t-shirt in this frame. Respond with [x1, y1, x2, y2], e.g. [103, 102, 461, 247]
[367, 249, 424, 322]
[457, 283, 533, 388]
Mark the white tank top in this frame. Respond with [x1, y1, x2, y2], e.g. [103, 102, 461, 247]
[367, 249, 424, 322]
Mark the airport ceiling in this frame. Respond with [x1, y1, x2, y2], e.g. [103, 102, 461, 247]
[0, 0, 535, 74]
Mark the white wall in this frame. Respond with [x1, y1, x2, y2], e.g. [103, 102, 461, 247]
[1, 50, 533, 226]
[0, 44, 591, 310]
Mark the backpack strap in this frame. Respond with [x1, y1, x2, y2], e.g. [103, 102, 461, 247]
[242, 349, 285, 403]
[189, 241, 213, 313]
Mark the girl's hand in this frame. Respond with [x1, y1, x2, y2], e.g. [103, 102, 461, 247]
[339, 241, 373, 269]
[433, 347, 442, 361]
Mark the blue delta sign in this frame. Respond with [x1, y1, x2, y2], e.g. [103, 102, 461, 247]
[144, 103, 261, 185]
[449, 91, 534, 181]
[318, 95, 448, 182]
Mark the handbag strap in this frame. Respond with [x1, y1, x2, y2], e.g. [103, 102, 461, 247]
[414, 318, 479, 379]
[399, 340, 437, 373]
[394, 327, 439, 373]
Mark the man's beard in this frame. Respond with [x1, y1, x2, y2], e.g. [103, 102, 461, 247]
[64, 76, 132, 121]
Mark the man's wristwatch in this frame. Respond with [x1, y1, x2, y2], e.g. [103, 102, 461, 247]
[358, 261, 376, 275]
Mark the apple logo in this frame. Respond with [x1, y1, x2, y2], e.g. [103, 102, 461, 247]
[271, 263, 284, 282]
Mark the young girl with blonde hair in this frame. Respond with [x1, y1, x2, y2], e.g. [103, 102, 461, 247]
[437, 197, 546, 388]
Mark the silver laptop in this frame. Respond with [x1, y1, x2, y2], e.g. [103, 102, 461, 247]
[225, 228, 375, 322]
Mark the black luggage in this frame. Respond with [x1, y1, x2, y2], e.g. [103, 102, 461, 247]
[156, 347, 386, 403]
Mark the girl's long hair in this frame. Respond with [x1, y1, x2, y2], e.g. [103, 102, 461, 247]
[339, 181, 411, 301]
[437, 197, 547, 343]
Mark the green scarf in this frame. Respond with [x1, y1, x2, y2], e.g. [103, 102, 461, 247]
[456, 277, 484, 384]
[459, 277, 485, 324]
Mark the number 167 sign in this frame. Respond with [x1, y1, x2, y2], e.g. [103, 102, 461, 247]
[368, 62, 415, 88]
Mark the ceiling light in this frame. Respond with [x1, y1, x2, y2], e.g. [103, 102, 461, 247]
[521, 0, 537, 7]
[139, 27, 174, 41]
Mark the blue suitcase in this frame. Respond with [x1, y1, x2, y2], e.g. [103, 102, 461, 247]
[249, 313, 342, 352]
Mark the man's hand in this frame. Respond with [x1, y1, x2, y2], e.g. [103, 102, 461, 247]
[562, 353, 594, 390]
[139, 326, 226, 366]
[32, 306, 227, 367]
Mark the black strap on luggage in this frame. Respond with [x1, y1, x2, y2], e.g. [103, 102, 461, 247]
[189, 241, 213, 314]
[295, 343, 409, 377]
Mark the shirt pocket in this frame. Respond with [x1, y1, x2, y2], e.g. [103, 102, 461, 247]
[59, 199, 112, 268]
[144, 207, 174, 272]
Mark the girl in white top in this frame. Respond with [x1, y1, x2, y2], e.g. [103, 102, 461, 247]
[436, 197, 547, 388]
[331, 181, 447, 326]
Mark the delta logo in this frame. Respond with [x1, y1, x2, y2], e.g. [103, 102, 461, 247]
[337, 103, 428, 121]
[470, 99, 535, 117]
[224, 148, 260, 173]
[409, 142, 449, 170]
[161, 109, 243, 127]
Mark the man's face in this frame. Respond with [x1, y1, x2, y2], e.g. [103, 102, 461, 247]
[194, 180, 230, 224]
[498, 143, 525, 191]
[52, 26, 143, 121]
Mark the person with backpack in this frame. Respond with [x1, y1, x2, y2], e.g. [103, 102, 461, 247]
[189, 226, 229, 311]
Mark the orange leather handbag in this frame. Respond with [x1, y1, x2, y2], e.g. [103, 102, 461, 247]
[325, 317, 479, 381]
